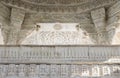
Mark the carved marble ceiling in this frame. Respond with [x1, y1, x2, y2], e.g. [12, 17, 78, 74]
[21, 23, 94, 45]
[0, 0, 120, 45]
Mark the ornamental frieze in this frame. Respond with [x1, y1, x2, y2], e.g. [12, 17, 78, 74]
[1, 0, 119, 13]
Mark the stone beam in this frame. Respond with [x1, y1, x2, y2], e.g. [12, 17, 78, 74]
[7, 8, 25, 44]
[107, 1, 120, 44]
[91, 8, 109, 44]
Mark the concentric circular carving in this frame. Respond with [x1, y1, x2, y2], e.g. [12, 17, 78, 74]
[22, 31, 94, 45]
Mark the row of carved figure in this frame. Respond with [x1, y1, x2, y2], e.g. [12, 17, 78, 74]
[0, 64, 119, 77]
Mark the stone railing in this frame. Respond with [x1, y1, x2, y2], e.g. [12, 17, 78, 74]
[0, 45, 120, 64]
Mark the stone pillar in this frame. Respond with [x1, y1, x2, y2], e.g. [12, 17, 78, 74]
[91, 8, 109, 44]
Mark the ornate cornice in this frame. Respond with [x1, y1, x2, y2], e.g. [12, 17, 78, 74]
[22, 0, 90, 4]
[21, 0, 93, 6]
[29, 13, 92, 23]
[1, 0, 119, 13]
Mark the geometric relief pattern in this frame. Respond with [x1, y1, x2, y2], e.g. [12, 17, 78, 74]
[22, 31, 94, 45]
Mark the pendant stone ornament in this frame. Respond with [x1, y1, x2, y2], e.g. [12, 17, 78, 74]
[53, 23, 62, 30]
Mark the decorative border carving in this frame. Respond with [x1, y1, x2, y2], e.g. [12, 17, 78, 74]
[1, 0, 119, 13]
